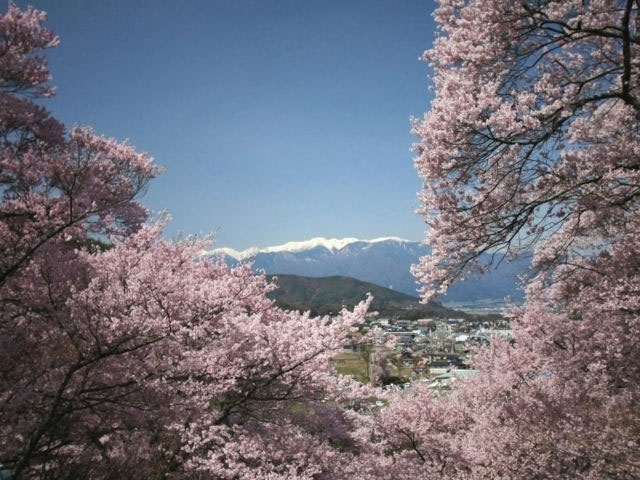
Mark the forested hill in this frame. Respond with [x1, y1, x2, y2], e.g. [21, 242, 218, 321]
[210, 237, 529, 309]
[266, 274, 458, 318]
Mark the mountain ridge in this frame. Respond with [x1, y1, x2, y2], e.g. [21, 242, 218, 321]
[266, 274, 464, 318]
[207, 237, 529, 309]
[208, 236, 413, 261]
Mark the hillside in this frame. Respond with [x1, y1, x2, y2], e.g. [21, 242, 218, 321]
[266, 274, 461, 318]
[210, 237, 529, 310]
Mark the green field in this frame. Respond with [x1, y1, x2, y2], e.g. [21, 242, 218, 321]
[332, 350, 414, 384]
[333, 351, 370, 383]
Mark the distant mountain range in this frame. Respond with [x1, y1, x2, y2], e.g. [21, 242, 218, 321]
[207, 237, 530, 309]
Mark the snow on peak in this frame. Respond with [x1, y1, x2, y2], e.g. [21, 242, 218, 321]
[209, 247, 244, 259]
[369, 236, 409, 243]
[205, 236, 411, 260]
[262, 237, 359, 254]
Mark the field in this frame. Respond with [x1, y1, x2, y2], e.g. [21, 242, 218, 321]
[332, 350, 415, 384]
[333, 351, 370, 383]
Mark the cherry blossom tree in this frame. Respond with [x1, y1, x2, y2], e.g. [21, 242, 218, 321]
[0, 4, 372, 479]
[380, 0, 640, 478]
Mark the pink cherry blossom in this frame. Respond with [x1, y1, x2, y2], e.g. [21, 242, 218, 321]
[391, 0, 640, 477]
[0, 5, 372, 478]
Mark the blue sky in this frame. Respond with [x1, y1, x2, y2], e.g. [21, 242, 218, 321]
[16, 0, 437, 250]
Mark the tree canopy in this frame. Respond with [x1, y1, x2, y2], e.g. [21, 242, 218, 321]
[401, 0, 640, 477]
[0, 5, 371, 479]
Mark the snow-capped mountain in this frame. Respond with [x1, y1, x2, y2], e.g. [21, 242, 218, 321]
[214, 237, 409, 261]
[206, 237, 528, 309]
